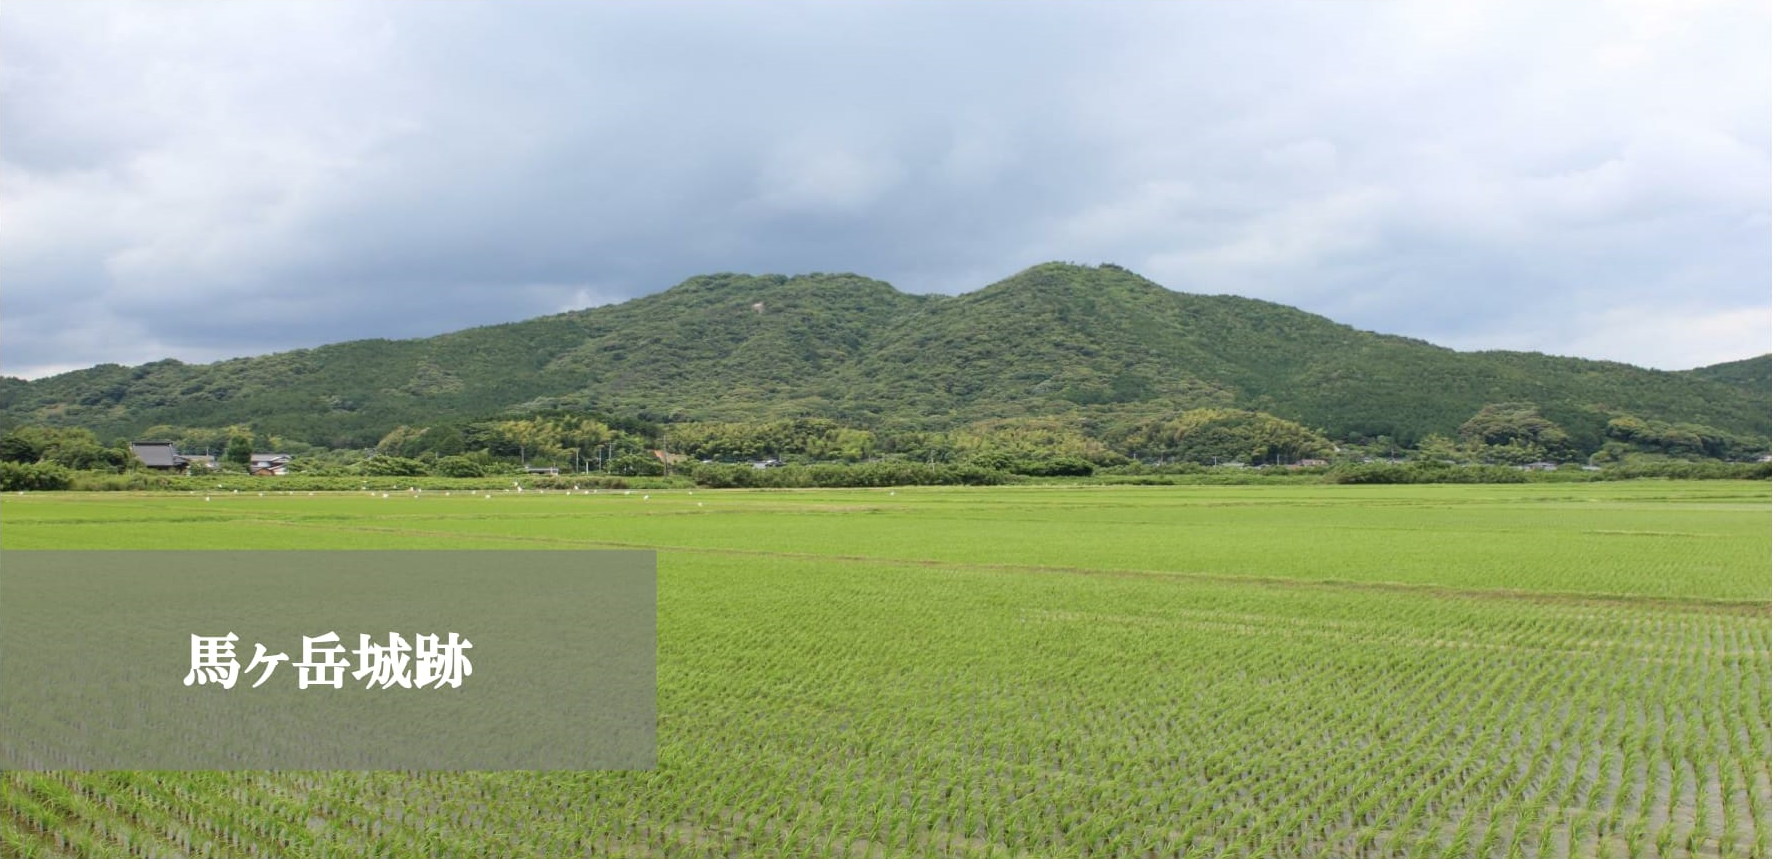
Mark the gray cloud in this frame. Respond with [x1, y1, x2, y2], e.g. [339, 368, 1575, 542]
[2, 0, 1767, 377]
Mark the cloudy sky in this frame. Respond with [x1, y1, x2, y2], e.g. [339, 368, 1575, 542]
[2, 1, 1767, 379]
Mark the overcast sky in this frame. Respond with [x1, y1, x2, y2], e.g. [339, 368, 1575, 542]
[2, 1, 1767, 379]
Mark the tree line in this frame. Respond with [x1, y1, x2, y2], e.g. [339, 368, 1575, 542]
[3, 401, 1765, 491]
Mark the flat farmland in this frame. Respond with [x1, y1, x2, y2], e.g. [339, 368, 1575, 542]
[1, 481, 1768, 858]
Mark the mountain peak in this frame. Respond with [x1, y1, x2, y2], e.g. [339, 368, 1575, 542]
[969, 261, 1172, 298]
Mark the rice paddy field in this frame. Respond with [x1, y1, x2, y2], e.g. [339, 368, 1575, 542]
[1, 480, 1768, 858]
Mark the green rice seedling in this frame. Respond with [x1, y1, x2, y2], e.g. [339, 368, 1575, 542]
[0, 482, 1766, 858]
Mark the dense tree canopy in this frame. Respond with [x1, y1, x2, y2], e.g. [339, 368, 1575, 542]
[1118, 409, 1332, 465]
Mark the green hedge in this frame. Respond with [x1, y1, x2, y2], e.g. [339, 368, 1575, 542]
[50, 473, 690, 493]
[1597, 460, 1771, 481]
[1327, 463, 1530, 484]
[1323, 461, 1768, 484]
[689, 462, 1014, 489]
[9, 460, 1765, 492]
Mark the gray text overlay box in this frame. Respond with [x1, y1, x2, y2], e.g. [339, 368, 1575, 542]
[1, 551, 655, 770]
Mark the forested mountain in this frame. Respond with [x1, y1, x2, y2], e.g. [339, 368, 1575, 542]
[1684, 354, 1771, 394]
[2, 263, 1766, 452]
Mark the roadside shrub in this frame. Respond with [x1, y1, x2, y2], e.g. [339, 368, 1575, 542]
[1601, 460, 1770, 481]
[687, 464, 761, 489]
[528, 475, 654, 490]
[688, 462, 1013, 489]
[357, 456, 429, 477]
[68, 471, 178, 491]
[1326, 464, 1417, 485]
[432, 456, 486, 478]
[1327, 463, 1528, 484]
[1013, 456, 1095, 477]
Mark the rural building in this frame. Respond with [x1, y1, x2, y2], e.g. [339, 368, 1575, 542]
[129, 441, 189, 473]
[249, 453, 292, 476]
[1520, 461, 1560, 471]
[183, 455, 219, 471]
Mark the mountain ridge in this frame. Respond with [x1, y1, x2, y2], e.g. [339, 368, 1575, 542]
[2, 262, 1766, 451]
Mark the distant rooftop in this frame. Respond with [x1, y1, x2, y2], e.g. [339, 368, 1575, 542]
[129, 440, 185, 469]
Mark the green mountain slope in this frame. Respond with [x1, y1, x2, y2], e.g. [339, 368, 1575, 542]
[2, 263, 1766, 450]
[1684, 354, 1771, 394]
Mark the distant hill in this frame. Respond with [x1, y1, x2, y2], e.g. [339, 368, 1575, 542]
[2, 263, 1767, 450]
[1684, 354, 1771, 394]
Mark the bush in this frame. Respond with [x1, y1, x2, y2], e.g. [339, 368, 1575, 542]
[433, 456, 486, 478]
[0, 461, 73, 491]
[1013, 456, 1096, 477]
[1601, 460, 1770, 481]
[1326, 463, 1529, 484]
[527, 475, 659, 490]
[964, 451, 1018, 472]
[688, 461, 1013, 489]
[357, 456, 429, 477]
[609, 454, 665, 477]
[68, 472, 179, 491]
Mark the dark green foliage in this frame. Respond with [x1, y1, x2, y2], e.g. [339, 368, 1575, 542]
[225, 434, 253, 467]
[1597, 459, 1771, 481]
[0, 431, 37, 463]
[65, 471, 181, 491]
[609, 454, 665, 477]
[687, 461, 1012, 488]
[1457, 403, 1569, 449]
[1117, 409, 1332, 465]
[2, 264, 1765, 458]
[1010, 456, 1095, 477]
[1448, 402, 1574, 463]
[45, 473, 685, 492]
[962, 450, 1098, 476]
[357, 456, 429, 477]
[1598, 414, 1764, 461]
[0, 461, 72, 491]
[665, 418, 875, 462]
[1327, 462, 1530, 484]
[432, 455, 487, 478]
